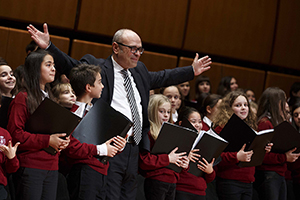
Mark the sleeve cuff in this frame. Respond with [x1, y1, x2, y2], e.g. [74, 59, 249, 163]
[97, 143, 107, 156]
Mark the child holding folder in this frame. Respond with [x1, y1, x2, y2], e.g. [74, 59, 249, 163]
[139, 94, 188, 200]
[7, 50, 70, 200]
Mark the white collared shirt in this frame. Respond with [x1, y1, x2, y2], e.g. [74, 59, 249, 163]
[203, 116, 212, 128]
[110, 56, 143, 137]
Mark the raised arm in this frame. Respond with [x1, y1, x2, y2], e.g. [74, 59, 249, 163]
[27, 23, 50, 49]
[192, 53, 212, 76]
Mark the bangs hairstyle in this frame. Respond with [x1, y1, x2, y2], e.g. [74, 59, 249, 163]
[257, 87, 287, 127]
[213, 90, 257, 130]
[177, 106, 200, 124]
[148, 94, 172, 140]
[69, 63, 101, 97]
[52, 83, 73, 99]
[24, 49, 54, 114]
[195, 76, 211, 99]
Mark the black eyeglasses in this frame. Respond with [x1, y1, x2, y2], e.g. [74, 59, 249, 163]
[116, 42, 144, 55]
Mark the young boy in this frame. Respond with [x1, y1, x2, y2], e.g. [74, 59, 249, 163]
[63, 63, 126, 199]
[0, 93, 20, 199]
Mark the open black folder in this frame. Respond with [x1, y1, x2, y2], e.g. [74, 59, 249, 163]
[271, 121, 300, 153]
[72, 99, 133, 163]
[25, 98, 81, 155]
[188, 129, 228, 177]
[0, 96, 13, 129]
[151, 122, 197, 173]
[219, 114, 274, 167]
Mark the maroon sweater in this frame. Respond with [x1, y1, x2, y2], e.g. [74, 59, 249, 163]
[139, 132, 179, 183]
[214, 126, 255, 183]
[0, 128, 19, 186]
[7, 92, 59, 170]
[288, 159, 300, 183]
[256, 118, 287, 176]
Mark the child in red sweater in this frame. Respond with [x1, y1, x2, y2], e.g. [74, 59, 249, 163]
[176, 107, 215, 200]
[139, 94, 188, 200]
[255, 87, 300, 200]
[212, 91, 272, 200]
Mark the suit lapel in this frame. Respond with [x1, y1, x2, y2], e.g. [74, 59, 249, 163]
[102, 56, 114, 104]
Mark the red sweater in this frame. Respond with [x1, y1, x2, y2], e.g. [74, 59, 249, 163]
[63, 103, 109, 175]
[256, 118, 287, 176]
[7, 92, 59, 170]
[288, 159, 300, 183]
[0, 128, 19, 186]
[202, 121, 210, 132]
[214, 126, 255, 183]
[139, 132, 179, 183]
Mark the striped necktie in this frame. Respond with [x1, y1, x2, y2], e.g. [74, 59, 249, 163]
[120, 69, 142, 145]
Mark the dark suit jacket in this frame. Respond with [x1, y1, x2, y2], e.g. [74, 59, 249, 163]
[48, 43, 195, 151]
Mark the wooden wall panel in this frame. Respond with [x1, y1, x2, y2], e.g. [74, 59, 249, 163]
[265, 72, 300, 98]
[271, 0, 300, 70]
[5, 28, 69, 70]
[0, 26, 9, 59]
[77, 0, 188, 48]
[222, 64, 265, 100]
[184, 0, 277, 63]
[0, 0, 78, 29]
[71, 40, 112, 60]
[177, 57, 223, 99]
[140, 51, 177, 72]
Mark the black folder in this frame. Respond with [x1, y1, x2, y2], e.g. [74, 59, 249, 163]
[151, 122, 197, 173]
[0, 96, 13, 129]
[271, 121, 300, 153]
[219, 114, 274, 167]
[188, 129, 228, 176]
[25, 98, 81, 155]
[72, 99, 133, 163]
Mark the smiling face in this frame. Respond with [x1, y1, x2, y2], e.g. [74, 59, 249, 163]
[198, 81, 210, 93]
[230, 78, 238, 91]
[0, 65, 16, 96]
[178, 82, 190, 98]
[231, 95, 249, 120]
[188, 111, 203, 132]
[113, 30, 142, 69]
[40, 54, 55, 87]
[157, 102, 171, 125]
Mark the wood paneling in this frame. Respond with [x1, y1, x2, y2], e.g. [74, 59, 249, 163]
[0, 26, 9, 59]
[271, 0, 300, 70]
[71, 40, 112, 60]
[0, 0, 78, 29]
[77, 0, 188, 48]
[265, 72, 300, 98]
[140, 51, 177, 72]
[184, 0, 278, 63]
[5, 28, 69, 70]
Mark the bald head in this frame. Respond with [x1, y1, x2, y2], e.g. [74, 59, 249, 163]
[112, 29, 141, 44]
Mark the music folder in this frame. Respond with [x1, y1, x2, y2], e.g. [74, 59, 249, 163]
[271, 121, 300, 153]
[219, 114, 274, 167]
[151, 122, 198, 173]
[72, 99, 133, 163]
[188, 128, 228, 177]
[0, 96, 13, 129]
[25, 98, 81, 155]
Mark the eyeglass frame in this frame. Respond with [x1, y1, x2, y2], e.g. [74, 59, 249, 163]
[116, 42, 144, 55]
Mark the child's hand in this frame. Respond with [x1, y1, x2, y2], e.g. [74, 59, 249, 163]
[105, 138, 118, 157]
[265, 143, 273, 153]
[198, 157, 214, 174]
[49, 133, 69, 152]
[285, 148, 300, 162]
[112, 136, 126, 151]
[0, 141, 20, 159]
[188, 149, 201, 163]
[180, 156, 189, 169]
[168, 147, 186, 167]
[237, 144, 253, 162]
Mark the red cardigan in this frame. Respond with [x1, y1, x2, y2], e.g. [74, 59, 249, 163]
[202, 121, 210, 132]
[256, 117, 287, 176]
[7, 92, 59, 170]
[214, 126, 255, 183]
[0, 128, 19, 186]
[139, 131, 179, 183]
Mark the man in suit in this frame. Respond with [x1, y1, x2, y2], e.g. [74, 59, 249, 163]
[27, 23, 212, 200]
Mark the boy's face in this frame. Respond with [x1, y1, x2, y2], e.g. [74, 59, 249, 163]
[90, 72, 104, 99]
